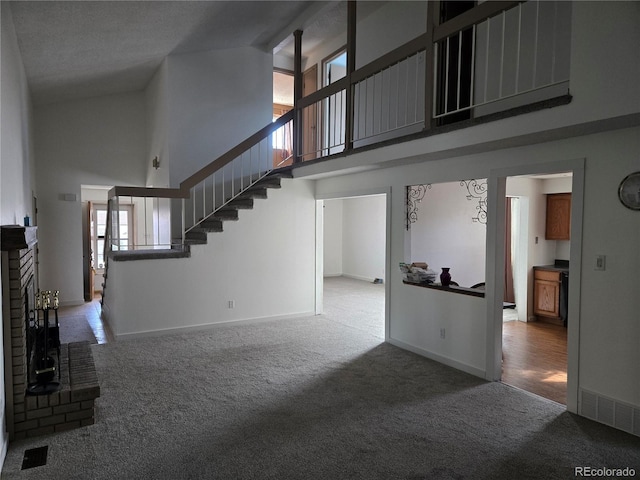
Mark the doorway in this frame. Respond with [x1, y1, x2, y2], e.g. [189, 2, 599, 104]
[322, 48, 347, 156]
[81, 185, 135, 301]
[500, 174, 571, 404]
[301, 64, 318, 161]
[317, 192, 390, 340]
[486, 161, 583, 413]
[273, 69, 294, 168]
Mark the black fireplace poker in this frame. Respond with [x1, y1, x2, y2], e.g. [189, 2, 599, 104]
[27, 290, 61, 396]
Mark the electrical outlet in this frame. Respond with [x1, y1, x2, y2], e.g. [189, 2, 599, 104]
[228, 300, 235, 309]
[595, 255, 606, 271]
[440, 328, 446, 339]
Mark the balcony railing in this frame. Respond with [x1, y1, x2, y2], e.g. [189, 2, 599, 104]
[106, 0, 570, 254]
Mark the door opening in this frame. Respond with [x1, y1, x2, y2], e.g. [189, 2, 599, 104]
[318, 193, 389, 340]
[273, 69, 294, 168]
[500, 172, 573, 405]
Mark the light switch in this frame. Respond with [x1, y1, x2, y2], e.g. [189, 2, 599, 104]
[595, 255, 606, 271]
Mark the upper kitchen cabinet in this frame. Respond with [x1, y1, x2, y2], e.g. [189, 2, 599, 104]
[546, 193, 571, 240]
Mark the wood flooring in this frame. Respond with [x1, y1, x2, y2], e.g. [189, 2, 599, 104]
[502, 320, 567, 404]
[57, 295, 113, 344]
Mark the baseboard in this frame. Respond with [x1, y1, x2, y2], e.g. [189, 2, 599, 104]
[580, 389, 640, 437]
[388, 337, 486, 379]
[114, 311, 317, 340]
[342, 273, 377, 283]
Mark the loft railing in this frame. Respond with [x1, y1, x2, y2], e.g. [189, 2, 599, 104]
[433, 0, 570, 122]
[106, 0, 569, 254]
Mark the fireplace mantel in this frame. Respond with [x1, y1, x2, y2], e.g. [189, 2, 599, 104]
[1, 225, 38, 251]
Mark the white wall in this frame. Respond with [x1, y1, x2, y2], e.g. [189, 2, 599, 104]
[314, 127, 640, 410]
[0, 2, 35, 467]
[34, 93, 148, 305]
[322, 196, 386, 281]
[145, 59, 170, 188]
[1, 4, 35, 226]
[355, 1, 427, 69]
[103, 179, 316, 337]
[409, 181, 487, 288]
[166, 47, 273, 187]
[323, 199, 343, 276]
[342, 195, 386, 281]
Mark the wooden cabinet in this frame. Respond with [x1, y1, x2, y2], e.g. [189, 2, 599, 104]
[533, 268, 562, 325]
[545, 193, 571, 240]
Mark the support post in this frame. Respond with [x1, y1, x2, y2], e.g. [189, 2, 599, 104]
[293, 29, 303, 164]
[424, 0, 439, 131]
[344, 0, 356, 152]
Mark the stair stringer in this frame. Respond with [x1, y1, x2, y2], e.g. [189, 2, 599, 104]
[101, 178, 317, 338]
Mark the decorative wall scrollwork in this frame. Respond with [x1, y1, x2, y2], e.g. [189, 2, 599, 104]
[460, 179, 488, 224]
[406, 184, 431, 230]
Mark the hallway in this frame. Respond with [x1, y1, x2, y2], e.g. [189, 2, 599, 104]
[502, 321, 567, 404]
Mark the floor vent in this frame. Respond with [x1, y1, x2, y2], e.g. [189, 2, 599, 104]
[21, 446, 48, 470]
[580, 389, 640, 437]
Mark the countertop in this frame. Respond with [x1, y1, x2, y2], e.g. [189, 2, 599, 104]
[534, 264, 569, 273]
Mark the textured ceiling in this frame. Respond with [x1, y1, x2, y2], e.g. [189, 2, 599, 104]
[8, 0, 324, 105]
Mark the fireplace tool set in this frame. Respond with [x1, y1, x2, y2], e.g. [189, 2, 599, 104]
[26, 290, 61, 395]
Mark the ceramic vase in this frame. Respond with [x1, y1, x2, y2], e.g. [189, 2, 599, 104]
[440, 268, 451, 286]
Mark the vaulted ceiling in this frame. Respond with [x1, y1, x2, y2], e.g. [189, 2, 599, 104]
[7, 0, 334, 105]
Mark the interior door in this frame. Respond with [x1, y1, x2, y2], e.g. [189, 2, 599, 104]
[302, 64, 318, 161]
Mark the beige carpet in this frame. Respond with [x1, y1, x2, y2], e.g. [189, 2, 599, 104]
[2, 278, 638, 479]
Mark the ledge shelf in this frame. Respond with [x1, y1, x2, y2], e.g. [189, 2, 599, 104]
[402, 280, 484, 298]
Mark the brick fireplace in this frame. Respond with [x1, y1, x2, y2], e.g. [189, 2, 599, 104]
[1, 225, 100, 440]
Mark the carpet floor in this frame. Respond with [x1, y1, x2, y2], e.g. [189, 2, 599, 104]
[2, 278, 638, 479]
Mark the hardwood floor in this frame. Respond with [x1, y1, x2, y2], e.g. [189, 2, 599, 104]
[502, 320, 567, 404]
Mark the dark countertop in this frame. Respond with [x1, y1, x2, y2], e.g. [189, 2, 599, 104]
[534, 264, 569, 273]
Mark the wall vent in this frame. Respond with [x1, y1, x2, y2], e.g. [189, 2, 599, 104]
[580, 389, 640, 437]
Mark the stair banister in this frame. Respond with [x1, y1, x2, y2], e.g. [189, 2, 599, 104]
[179, 110, 294, 191]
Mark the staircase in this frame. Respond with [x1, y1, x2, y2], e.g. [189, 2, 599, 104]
[100, 170, 292, 307]
[183, 172, 292, 246]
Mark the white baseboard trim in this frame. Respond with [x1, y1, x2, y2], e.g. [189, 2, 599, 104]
[323, 273, 342, 278]
[388, 337, 486, 379]
[342, 273, 377, 283]
[114, 311, 317, 340]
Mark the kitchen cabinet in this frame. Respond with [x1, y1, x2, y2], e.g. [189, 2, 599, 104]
[533, 267, 567, 325]
[545, 193, 571, 240]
